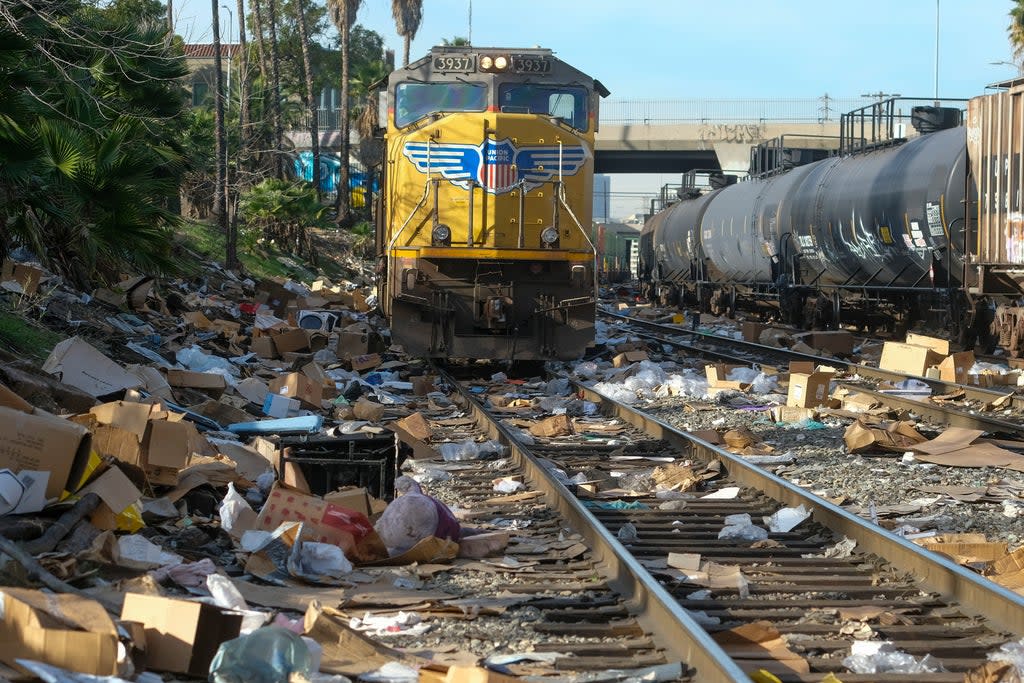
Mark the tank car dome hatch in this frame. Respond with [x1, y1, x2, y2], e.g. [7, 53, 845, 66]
[911, 106, 962, 134]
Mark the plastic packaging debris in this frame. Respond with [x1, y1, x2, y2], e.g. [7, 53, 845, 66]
[843, 641, 943, 674]
[718, 513, 769, 542]
[209, 626, 313, 683]
[619, 470, 655, 493]
[987, 637, 1024, 675]
[545, 377, 571, 396]
[574, 361, 601, 378]
[14, 661, 138, 683]
[151, 557, 216, 588]
[118, 534, 183, 569]
[207, 574, 271, 634]
[438, 438, 506, 461]
[219, 483, 255, 536]
[294, 541, 353, 579]
[176, 345, 239, 378]
[358, 661, 419, 683]
[686, 609, 721, 626]
[374, 477, 461, 555]
[806, 536, 857, 559]
[493, 477, 524, 493]
[349, 611, 430, 637]
[764, 505, 811, 533]
[617, 522, 638, 541]
[491, 372, 508, 382]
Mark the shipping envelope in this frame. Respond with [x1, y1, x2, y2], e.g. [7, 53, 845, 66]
[42, 336, 142, 397]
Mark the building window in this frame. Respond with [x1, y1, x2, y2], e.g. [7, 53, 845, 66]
[192, 81, 209, 107]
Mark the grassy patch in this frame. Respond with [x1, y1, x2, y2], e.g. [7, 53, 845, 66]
[175, 220, 359, 283]
[0, 308, 63, 362]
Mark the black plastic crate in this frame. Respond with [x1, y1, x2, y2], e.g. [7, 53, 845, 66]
[278, 433, 397, 500]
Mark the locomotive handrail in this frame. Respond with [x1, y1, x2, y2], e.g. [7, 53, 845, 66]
[387, 179, 432, 253]
[557, 182, 597, 255]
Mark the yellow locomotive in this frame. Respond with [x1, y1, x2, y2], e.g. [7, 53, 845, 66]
[376, 46, 607, 360]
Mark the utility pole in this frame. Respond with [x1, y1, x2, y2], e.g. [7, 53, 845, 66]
[861, 91, 901, 103]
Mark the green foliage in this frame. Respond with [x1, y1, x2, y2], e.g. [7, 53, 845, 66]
[1012, 1, 1024, 60]
[0, 308, 63, 362]
[239, 179, 331, 257]
[0, 0, 188, 287]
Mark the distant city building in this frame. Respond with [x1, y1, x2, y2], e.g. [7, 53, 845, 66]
[592, 174, 611, 222]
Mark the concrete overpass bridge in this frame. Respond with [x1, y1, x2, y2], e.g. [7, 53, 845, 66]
[288, 96, 877, 177]
[593, 96, 872, 175]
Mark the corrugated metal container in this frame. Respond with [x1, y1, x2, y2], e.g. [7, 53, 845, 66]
[968, 80, 1024, 264]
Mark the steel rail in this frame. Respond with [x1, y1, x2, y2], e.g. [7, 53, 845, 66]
[436, 366, 753, 683]
[572, 379, 1024, 637]
[601, 310, 1023, 409]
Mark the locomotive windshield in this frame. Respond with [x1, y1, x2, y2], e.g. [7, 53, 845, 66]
[395, 82, 487, 127]
[498, 84, 589, 130]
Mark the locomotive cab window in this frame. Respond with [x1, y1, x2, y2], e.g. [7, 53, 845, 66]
[394, 82, 487, 127]
[498, 84, 588, 130]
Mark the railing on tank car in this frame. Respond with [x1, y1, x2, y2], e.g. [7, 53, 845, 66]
[839, 97, 969, 155]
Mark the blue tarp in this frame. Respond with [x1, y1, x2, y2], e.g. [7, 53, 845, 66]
[293, 152, 378, 195]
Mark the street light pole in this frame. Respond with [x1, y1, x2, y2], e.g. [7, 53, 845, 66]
[934, 0, 940, 104]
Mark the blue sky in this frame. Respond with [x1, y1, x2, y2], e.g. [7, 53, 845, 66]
[176, 0, 1021, 217]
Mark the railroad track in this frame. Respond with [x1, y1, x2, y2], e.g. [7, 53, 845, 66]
[425, 364, 1024, 682]
[600, 310, 1024, 436]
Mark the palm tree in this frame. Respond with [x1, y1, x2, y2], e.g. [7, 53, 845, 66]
[442, 36, 469, 47]
[265, 0, 285, 178]
[211, 0, 236, 268]
[391, 0, 422, 66]
[293, 0, 320, 199]
[326, 0, 361, 227]
[1011, 1, 1024, 62]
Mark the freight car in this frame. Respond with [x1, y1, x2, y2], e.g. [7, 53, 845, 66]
[641, 82, 1024, 354]
[376, 46, 608, 360]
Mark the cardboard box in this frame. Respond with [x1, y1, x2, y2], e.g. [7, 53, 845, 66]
[251, 335, 278, 359]
[788, 361, 815, 375]
[529, 414, 574, 438]
[704, 364, 750, 392]
[0, 589, 120, 676]
[120, 593, 242, 676]
[165, 369, 227, 398]
[336, 324, 372, 359]
[741, 321, 766, 343]
[905, 333, 950, 356]
[323, 487, 374, 518]
[787, 372, 833, 408]
[272, 328, 310, 355]
[143, 419, 200, 485]
[797, 330, 854, 355]
[43, 337, 142, 397]
[412, 375, 435, 396]
[1, 260, 44, 295]
[263, 393, 301, 418]
[0, 405, 91, 500]
[771, 405, 819, 423]
[256, 483, 376, 553]
[613, 350, 649, 367]
[351, 353, 383, 372]
[269, 372, 323, 409]
[879, 341, 945, 377]
[938, 351, 975, 385]
[301, 363, 339, 400]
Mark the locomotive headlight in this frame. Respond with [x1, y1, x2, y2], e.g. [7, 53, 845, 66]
[541, 227, 559, 245]
[493, 56, 508, 70]
[480, 56, 493, 69]
[432, 223, 452, 245]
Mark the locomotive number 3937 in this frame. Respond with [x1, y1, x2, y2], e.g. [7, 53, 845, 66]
[433, 56, 475, 72]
